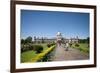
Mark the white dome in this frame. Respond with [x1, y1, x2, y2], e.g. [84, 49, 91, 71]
[57, 32, 61, 36]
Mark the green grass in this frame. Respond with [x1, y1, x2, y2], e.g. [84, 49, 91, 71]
[40, 43, 48, 50]
[79, 43, 89, 53]
[21, 50, 37, 63]
[21, 43, 55, 63]
[30, 45, 56, 62]
[72, 43, 89, 54]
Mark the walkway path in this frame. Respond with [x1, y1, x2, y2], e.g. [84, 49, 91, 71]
[52, 45, 89, 61]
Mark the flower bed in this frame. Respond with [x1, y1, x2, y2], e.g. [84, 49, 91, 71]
[29, 45, 56, 62]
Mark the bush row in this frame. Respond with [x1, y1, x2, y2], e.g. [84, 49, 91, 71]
[47, 43, 55, 48]
[30, 45, 56, 62]
[75, 43, 79, 47]
[21, 44, 43, 53]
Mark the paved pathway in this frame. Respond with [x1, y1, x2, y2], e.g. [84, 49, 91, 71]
[52, 45, 89, 61]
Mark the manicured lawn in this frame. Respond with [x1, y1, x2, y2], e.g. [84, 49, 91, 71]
[21, 50, 37, 63]
[21, 43, 53, 63]
[79, 43, 89, 53]
[30, 45, 56, 62]
[72, 43, 89, 54]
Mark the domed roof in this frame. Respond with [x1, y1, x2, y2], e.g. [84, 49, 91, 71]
[57, 32, 61, 36]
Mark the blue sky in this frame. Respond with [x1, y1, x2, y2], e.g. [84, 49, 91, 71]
[21, 10, 89, 39]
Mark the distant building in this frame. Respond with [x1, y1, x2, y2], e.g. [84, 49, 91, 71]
[34, 32, 79, 44]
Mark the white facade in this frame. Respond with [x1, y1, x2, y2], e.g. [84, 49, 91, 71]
[34, 32, 79, 43]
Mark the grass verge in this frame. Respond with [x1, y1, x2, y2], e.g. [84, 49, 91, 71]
[72, 43, 89, 55]
[21, 44, 55, 63]
[21, 50, 37, 63]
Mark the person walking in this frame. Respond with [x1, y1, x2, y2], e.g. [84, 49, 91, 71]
[65, 42, 69, 51]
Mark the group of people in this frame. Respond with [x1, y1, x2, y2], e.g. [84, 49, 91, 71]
[57, 41, 69, 51]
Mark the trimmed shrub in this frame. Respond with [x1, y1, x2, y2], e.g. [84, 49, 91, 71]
[47, 44, 51, 48]
[69, 43, 72, 47]
[30, 45, 56, 62]
[47, 43, 55, 48]
[75, 43, 79, 47]
[33, 45, 43, 54]
[21, 44, 43, 53]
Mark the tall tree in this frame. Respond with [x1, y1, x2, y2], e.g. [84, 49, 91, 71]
[21, 39, 25, 44]
[25, 36, 32, 43]
[87, 37, 89, 43]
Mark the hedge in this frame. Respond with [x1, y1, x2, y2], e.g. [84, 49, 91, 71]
[47, 43, 55, 48]
[21, 44, 43, 53]
[33, 45, 43, 54]
[29, 45, 56, 62]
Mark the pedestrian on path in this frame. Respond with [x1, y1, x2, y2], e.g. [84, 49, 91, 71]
[65, 42, 69, 51]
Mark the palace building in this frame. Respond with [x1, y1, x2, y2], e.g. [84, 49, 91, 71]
[33, 32, 79, 44]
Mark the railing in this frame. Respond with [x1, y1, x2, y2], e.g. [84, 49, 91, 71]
[29, 45, 56, 62]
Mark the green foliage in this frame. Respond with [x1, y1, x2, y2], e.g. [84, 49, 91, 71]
[30, 45, 56, 62]
[21, 45, 56, 63]
[21, 39, 25, 44]
[47, 44, 50, 48]
[79, 39, 86, 43]
[41, 37, 44, 43]
[33, 45, 43, 54]
[79, 48, 89, 54]
[47, 43, 55, 48]
[87, 37, 89, 43]
[75, 43, 79, 47]
[21, 44, 33, 53]
[69, 43, 72, 47]
[21, 44, 43, 53]
[21, 43, 48, 63]
[79, 43, 89, 54]
[72, 43, 89, 54]
[21, 36, 32, 44]
[25, 36, 32, 43]
[79, 37, 90, 43]
[21, 50, 37, 62]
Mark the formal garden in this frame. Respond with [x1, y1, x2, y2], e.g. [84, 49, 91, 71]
[21, 36, 56, 63]
[21, 36, 89, 63]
